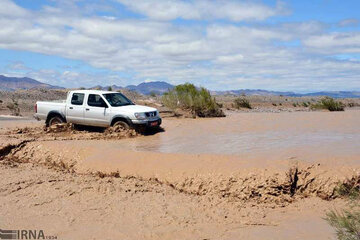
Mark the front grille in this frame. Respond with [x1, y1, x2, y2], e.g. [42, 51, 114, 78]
[145, 111, 157, 118]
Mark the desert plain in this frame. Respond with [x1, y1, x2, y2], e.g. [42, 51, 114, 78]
[0, 91, 360, 240]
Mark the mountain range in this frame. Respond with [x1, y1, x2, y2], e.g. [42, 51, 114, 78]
[90, 81, 174, 95]
[1, 75, 359, 98]
[212, 89, 360, 98]
[0, 75, 62, 91]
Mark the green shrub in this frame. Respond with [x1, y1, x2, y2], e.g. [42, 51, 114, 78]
[326, 209, 360, 240]
[311, 97, 345, 111]
[302, 102, 309, 107]
[108, 86, 113, 91]
[326, 176, 360, 240]
[162, 83, 225, 117]
[335, 177, 360, 200]
[234, 97, 252, 109]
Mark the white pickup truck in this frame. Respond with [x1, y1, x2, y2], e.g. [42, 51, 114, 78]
[34, 90, 161, 130]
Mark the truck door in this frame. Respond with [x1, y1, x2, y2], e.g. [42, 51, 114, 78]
[66, 92, 85, 124]
[84, 94, 111, 127]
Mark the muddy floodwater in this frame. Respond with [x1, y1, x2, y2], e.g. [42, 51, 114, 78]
[104, 110, 360, 165]
[1, 110, 360, 240]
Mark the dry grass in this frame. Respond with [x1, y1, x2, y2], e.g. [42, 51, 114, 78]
[6, 98, 21, 116]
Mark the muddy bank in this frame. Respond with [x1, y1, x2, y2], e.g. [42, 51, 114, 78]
[2, 139, 359, 207]
[1, 124, 139, 143]
[0, 161, 344, 240]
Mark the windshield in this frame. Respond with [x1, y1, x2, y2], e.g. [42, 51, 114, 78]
[103, 93, 134, 107]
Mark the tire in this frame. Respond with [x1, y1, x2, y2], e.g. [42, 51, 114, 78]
[113, 120, 129, 131]
[48, 116, 64, 126]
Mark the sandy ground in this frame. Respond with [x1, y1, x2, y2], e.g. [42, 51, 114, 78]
[0, 162, 343, 240]
[1, 111, 359, 240]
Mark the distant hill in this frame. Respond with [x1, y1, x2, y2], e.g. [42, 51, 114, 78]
[0, 75, 62, 91]
[126, 81, 174, 95]
[5, 74, 355, 98]
[294, 91, 360, 98]
[212, 89, 296, 96]
[213, 89, 360, 98]
[90, 81, 174, 95]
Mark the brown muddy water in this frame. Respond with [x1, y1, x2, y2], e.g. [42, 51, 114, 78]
[105, 110, 360, 165]
[1, 111, 359, 240]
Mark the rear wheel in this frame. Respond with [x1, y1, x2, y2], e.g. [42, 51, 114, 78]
[113, 120, 129, 131]
[48, 116, 64, 126]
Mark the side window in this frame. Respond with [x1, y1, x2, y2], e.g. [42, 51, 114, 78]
[71, 93, 84, 105]
[88, 94, 108, 108]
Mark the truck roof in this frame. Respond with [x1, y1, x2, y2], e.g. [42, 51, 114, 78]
[69, 90, 119, 95]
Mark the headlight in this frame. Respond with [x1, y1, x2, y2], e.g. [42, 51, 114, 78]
[134, 112, 146, 120]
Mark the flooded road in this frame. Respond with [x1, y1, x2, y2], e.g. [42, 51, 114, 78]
[107, 110, 360, 164]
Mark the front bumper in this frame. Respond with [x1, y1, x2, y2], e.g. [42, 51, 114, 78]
[131, 117, 162, 127]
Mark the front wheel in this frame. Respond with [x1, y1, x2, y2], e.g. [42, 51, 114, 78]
[48, 116, 64, 126]
[113, 120, 129, 131]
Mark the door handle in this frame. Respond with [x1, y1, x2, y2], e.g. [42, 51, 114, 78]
[69, 107, 73, 109]
[86, 108, 90, 111]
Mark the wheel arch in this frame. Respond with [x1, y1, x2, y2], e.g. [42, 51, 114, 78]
[111, 115, 132, 127]
[46, 111, 66, 126]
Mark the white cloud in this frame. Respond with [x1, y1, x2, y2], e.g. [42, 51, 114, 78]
[0, 0, 359, 91]
[6, 61, 30, 71]
[0, 0, 29, 17]
[117, 0, 287, 21]
[338, 18, 359, 28]
[304, 32, 360, 53]
[215, 54, 244, 64]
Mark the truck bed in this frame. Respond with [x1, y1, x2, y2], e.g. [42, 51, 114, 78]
[35, 100, 66, 121]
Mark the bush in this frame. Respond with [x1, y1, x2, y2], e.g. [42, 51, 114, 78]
[311, 97, 345, 111]
[149, 91, 157, 97]
[6, 98, 20, 116]
[326, 209, 360, 240]
[108, 86, 113, 91]
[335, 177, 360, 200]
[162, 83, 225, 117]
[326, 176, 360, 240]
[234, 97, 252, 109]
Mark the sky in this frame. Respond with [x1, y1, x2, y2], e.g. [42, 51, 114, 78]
[0, 0, 359, 92]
